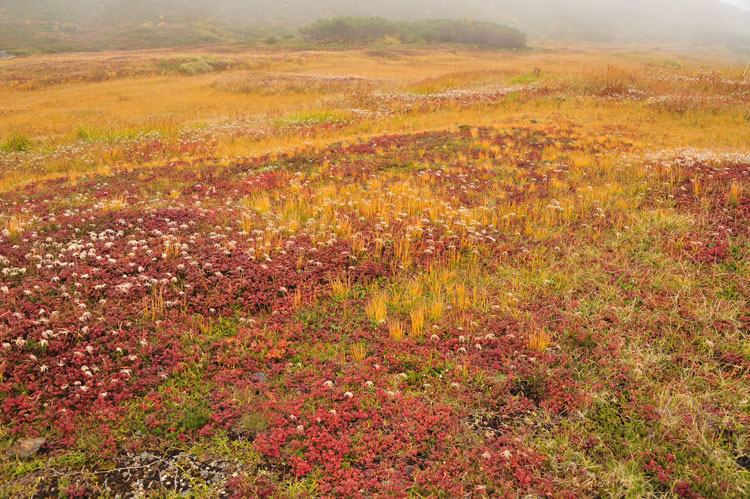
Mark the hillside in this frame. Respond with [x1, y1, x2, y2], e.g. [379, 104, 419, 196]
[1, 0, 750, 53]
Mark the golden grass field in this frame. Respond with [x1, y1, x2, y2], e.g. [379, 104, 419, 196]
[1, 45, 749, 497]
[2, 45, 748, 189]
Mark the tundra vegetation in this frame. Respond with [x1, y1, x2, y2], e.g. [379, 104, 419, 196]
[0, 44, 749, 497]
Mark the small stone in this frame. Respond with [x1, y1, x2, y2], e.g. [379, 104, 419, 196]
[250, 372, 267, 383]
[7, 437, 46, 460]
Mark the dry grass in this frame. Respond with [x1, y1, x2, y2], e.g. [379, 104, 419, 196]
[388, 320, 405, 341]
[2, 45, 748, 191]
[330, 276, 351, 301]
[527, 330, 552, 353]
[2, 215, 26, 238]
[366, 290, 388, 324]
[409, 308, 425, 338]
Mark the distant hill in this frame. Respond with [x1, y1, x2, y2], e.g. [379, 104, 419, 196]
[1, 0, 750, 54]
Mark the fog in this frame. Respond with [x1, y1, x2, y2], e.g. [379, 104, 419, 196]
[721, 0, 750, 10]
[2, 0, 750, 52]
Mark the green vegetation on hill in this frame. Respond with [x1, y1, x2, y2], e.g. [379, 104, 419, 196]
[300, 17, 526, 48]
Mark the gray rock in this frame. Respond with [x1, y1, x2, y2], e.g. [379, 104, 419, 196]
[6, 437, 46, 460]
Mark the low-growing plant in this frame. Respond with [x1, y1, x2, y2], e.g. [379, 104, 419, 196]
[1, 132, 32, 153]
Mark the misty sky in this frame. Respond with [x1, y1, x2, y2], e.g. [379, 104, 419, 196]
[722, 0, 750, 9]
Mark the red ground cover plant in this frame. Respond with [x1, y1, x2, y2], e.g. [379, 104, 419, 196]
[1, 127, 748, 497]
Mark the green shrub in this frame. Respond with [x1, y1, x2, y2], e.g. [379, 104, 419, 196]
[158, 56, 229, 76]
[300, 17, 526, 49]
[179, 60, 215, 75]
[1, 132, 32, 153]
[276, 110, 351, 127]
[180, 400, 211, 431]
[75, 125, 97, 140]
